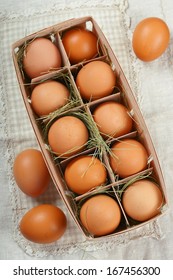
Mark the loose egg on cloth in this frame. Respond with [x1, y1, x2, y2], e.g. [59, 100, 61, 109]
[122, 179, 164, 222]
[48, 115, 89, 157]
[64, 155, 107, 194]
[23, 38, 62, 79]
[13, 149, 50, 197]
[79, 194, 121, 236]
[76, 61, 116, 101]
[132, 17, 170, 62]
[31, 80, 70, 117]
[93, 101, 133, 139]
[62, 28, 98, 64]
[20, 204, 67, 243]
[109, 139, 148, 178]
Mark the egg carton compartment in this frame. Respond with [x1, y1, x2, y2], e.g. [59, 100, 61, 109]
[113, 170, 166, 226]
[59, 147, 114, 198]
[11, 16, 168, 241]
[13, 33, 68, 84]
[70, 56, 117, 103]
[30, 68, 83, 121]
[57, 17, 108, 66]
[88, 92, 136, 141]
[106, 131, 153, 181]
[75, 189, 129, 239]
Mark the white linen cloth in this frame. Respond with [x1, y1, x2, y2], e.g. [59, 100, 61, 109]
[0, 0, 173, 259]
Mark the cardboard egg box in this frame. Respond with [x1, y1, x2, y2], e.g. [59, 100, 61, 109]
[12, 16, 168, 239]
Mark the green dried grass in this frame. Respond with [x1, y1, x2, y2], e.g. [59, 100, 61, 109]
[116, 171, 155, 200]
[16, 36, 40, 80]
[69, 110, 113, 160]
[42, 108, 115, 160]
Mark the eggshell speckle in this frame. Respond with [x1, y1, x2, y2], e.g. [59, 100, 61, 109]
[80, 195, 121, 236]
[64, 155, 107, 194]
[122, 179, 163, 221]
[20, 204, 67, 243]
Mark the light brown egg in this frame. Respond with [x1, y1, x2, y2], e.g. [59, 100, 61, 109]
[93, 101, 133, 139]
[76, 61, 116, 101]
[80, 194, 121, 236]
[31, 80, 70, 117]
[132, 17, 170, 61]
[48, 116, 89, 157]
[64, 155, 107, 194]
[62, 28, 98, 64]
[109, 139, 148, 178]
[13, 149, 50, 197]
[122, 179, 163, 222]
[23, 38, 62, 79]
[20, 204, 67, 243]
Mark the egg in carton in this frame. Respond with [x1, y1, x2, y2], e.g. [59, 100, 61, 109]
[12, 16, 168, 240]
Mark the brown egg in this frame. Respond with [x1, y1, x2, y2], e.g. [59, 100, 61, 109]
[62, 28, 98, 64]
[64, 155, 107, 194]
[48, 116, 89, 157]
[93, 101, 133, 139]
[122, 179, 163, 222]
[109, 139, 148, 178]
[76, 61, 116, 101]
[132, 17, 170, 61]
[13, 149, 50, 197]
[80, 194, 121, 236]
[20, 204, 67, 243]
[31, 80, 70, 116]
[23, 38, 62, 79]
